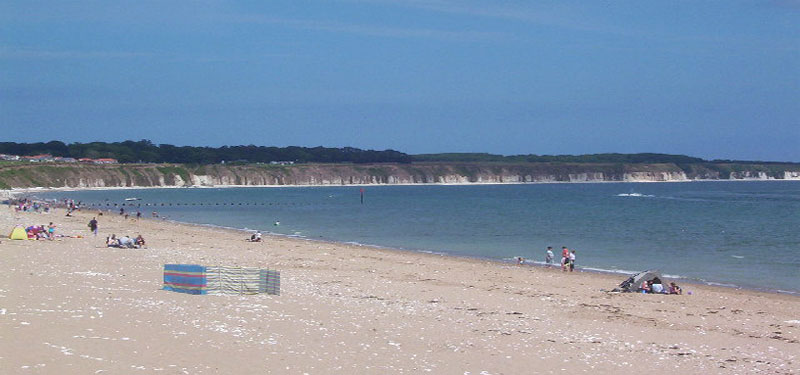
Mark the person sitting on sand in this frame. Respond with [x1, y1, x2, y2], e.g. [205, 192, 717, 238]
[107, 234, 118, 247]
[640, 280, 651, 293]
[118, 235, 135, 249]
[248, 231, 263, 242]
[651, 280, 665, 294]
[669, 282, 682, 295]
[36, 225, 48, 240]
[135, 234, 146, 248]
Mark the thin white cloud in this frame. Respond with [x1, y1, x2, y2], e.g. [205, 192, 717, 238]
[340, 0, 636, 36]
[0, 47, 152, 60]
[220, 14, 505, 42]
[342, 0, 800, 50]
[0, 47, 296, 63]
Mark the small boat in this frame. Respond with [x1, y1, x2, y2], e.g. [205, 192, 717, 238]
[124, 197, 141, 201]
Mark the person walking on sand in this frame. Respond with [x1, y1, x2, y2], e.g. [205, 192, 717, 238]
[561, 246, 570, 272]
[545, 246, 554, 267]
[569, 250, 576, 272]
[88, 217, 98, 237]
[47, 222, 56, 240]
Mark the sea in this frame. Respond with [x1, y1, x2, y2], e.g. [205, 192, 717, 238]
[33, 181, 800, 294]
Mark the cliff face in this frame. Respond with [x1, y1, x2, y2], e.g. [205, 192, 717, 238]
[1, 162, 799, 190]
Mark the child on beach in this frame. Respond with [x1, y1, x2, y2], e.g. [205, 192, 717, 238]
[545, 247, 554, 266]
[561, 247, 570, 272]
[107, 234, 118, 247]
[135, 235, 146, 248]
[569, 250, 576, 272]
[247, 231, 262, 242]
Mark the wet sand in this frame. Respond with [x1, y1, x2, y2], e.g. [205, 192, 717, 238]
[1, 207, 798, 374]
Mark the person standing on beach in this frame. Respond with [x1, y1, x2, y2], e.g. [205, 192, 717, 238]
[561, 246, 570, 272]
[545, 247, 554, 267]
[88, 217, 98, 237]
[569, 250, 576, 272]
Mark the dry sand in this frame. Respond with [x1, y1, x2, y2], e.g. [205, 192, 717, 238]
[1, 206, 798, 374]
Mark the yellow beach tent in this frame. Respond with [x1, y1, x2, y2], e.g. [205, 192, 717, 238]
[9, 226, 28, 240]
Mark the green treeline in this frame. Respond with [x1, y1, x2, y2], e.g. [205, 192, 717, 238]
[411, 152, 707, 164]
[0, 140, 412, 164]
[1, 141, 797, 165]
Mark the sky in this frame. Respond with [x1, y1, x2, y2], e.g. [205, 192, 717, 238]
[1, 1, 798, 161]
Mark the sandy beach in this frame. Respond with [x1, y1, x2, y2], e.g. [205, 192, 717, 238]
[1, 206, 798, 374]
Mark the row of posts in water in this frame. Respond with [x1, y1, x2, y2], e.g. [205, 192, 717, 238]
[84, 202, 319, 207]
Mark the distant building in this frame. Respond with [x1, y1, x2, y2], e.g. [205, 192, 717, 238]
[0, 154, 20, 161]
[21, 154, 54, 162]
[76, 157, 118, 164]
[54, 157, 77, 163]
[269, 161, 295, 165]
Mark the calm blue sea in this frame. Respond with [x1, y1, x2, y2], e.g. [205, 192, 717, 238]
[35, 181, 800, 294]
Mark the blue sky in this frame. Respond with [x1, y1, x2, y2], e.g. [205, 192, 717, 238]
[2, 1, 798, 161]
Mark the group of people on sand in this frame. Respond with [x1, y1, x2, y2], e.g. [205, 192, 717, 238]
[516, 245, 577, 272]
[84, 216, 146, 249]
[13, 198, 52, 213]
[106, 233, 146, 248]
[641, 277, 682, 295]
[246, 231, 263, 242]
[23, 222, 59, 240]
[543, 246, 577, 272]
[118, 207, 143, 220]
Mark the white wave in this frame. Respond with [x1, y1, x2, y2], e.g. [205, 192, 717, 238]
[616, 193, 655, 197]
[706, 282, 739, 288]
[731, 255, 744, 259]
[580, 267, 640, 275]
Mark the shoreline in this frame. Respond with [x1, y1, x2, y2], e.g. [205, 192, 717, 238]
[82, 211, 800, 298]
[11, 182, 800, 297]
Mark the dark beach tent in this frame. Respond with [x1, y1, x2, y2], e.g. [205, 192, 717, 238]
[613, 270, 666, 293]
